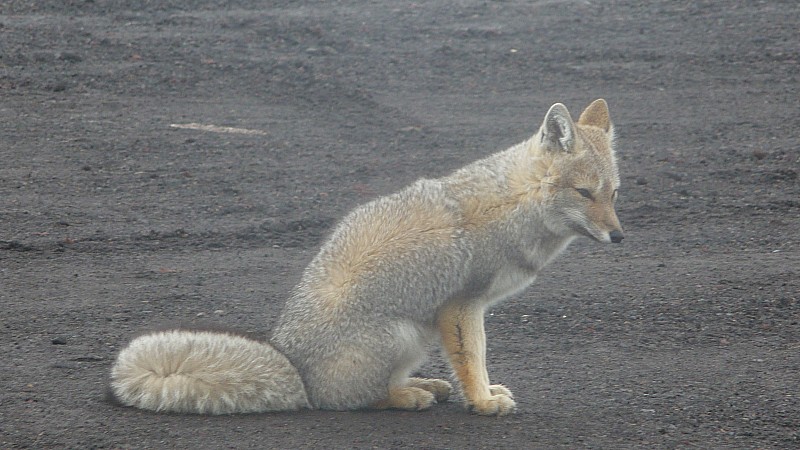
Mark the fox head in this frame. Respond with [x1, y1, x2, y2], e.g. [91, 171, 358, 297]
[533, 99, 624, 244]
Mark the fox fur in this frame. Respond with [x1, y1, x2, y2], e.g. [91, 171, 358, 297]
[110, 99, 624, 416]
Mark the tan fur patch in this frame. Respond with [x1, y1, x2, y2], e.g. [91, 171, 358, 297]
[459, 153, 554, 230]
[460, 191, 514, 230]
[437, 301, 489, 402]
[576, 126, 612, 156]
[577, 99, 610, 132]
[373, 386, 435, 411]
[314, 199, 456, 310]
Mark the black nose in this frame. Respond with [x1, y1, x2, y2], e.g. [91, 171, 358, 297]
[609, 230, 624, 243]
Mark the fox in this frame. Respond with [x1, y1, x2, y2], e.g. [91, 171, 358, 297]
[109, 99, 624, 416]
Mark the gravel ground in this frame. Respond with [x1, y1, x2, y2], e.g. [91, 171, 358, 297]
[1, 1, 798, 448]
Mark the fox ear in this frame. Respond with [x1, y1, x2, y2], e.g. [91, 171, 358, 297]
[540, 103, 575, 152]
[577, 98, 611, 132]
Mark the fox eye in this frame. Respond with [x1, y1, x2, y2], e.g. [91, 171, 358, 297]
[575, 188, 594, 200]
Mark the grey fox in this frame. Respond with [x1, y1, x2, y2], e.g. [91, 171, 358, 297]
[110, 99, 624, 416]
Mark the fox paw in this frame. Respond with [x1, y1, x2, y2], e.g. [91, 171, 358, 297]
[467, 392, 517, 416]
[489, 384, 514, 398]
[408, 378, 452, 403]
[374, 387, 436, 411]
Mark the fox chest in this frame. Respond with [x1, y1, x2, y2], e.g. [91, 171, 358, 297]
[477, 264, 538, 306]
[463, 237, 572, 306]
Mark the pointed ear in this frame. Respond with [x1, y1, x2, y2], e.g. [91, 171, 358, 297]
[577, 98, 611, 132]
[540, 103, 576, 152]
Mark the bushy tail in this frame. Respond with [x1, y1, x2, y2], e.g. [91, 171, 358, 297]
[109, 329, 310, 414]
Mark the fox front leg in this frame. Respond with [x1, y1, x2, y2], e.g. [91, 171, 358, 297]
[437, 301, 516, 416]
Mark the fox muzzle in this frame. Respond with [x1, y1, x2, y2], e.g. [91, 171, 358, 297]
[609, 230, 624, 243]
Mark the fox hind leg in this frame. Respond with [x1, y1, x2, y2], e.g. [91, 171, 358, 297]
[372, 378, 451, 411]
[372, 386, 436, 411]
[372, 325, 451, 411]
[407, 377, 452, 403]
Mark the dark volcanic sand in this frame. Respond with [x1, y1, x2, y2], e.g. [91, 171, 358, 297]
[1, 1, 798, 448]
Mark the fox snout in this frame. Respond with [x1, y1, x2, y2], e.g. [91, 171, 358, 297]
[609, 230, 624, 244]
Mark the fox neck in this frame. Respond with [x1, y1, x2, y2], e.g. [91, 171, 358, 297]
[446, 139, 558, 228]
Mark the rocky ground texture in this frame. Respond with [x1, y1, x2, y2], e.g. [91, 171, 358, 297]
[1, 1, 798, 448]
